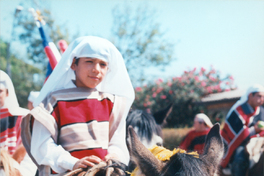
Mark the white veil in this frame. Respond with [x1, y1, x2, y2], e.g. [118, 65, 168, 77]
[0, 70, 29, 115]
[34, 36, 135, 108]
[226, 84, 264, 118]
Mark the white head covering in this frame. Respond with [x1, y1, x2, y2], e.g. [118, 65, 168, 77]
[34, 36, 135, 108]
[226, 84, 264, 118]
[0, 70, 19, 108]
[0, 70, 29, 115]
[28, 91, 40, 103]
[0, 81, 7, 89]
[194, 113, 213, 128]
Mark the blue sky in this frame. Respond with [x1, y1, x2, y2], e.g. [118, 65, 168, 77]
[1, 0, 264, 91]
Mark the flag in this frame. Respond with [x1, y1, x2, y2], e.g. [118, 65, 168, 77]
[29, 8, 64, 82]
[58, 39, 68, 54]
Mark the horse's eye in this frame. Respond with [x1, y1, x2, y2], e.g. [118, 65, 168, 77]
[156, 142, 162, 146]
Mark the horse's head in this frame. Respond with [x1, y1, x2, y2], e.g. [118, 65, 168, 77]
[126, 103, 173, 149]
[127, 123, 224, 176]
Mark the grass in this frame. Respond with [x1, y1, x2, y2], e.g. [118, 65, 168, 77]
[162, 127, 191, 150]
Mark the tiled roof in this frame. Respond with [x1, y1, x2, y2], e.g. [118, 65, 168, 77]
[201, 89, 245, 103]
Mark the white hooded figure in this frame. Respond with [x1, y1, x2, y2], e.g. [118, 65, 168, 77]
[221, 84, 264, 174]
[21, 36, 135, 175]
[0, 70, 37, 176]
[0, 70, 29, 114]
[0, 70, 29, 152]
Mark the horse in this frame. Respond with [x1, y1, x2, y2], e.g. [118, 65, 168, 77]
[125, 104, 173, 172]
[125, 103, 173, 149]
[127, 123, 224, 176]
[0, 148, 22, 176]
[219, 137, 264, 176]
[65, 123, 224, 176]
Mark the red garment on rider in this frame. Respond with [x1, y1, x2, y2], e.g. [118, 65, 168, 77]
[221, 103, 263, 168]
[179, 128, 210, 154]
[51, 96, 114, 160]
[0, 108, 23, 155]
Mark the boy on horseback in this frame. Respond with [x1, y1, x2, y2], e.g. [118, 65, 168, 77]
[21, 36, 135, 175]
[221, 84, 264, 176]
[179, 113, 213, 154]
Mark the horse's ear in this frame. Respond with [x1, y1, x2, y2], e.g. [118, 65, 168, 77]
[127, 126, 164, 176]
[202, 123, 224, 175]
[152, 103, 173, 125]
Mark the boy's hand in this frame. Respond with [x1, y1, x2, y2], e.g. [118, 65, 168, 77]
[254, 121, 264, 133]
[12, 144, 27, 163]
[104, 153, 119, 162]
[73, 155, 102, 170]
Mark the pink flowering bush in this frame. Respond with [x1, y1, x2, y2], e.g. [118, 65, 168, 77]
[132, 66, 236, 127]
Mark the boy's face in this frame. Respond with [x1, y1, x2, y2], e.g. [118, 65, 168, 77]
[71, 57, 108, 88]
[248, 92, 264, 108]
[193, 118, 207, 132]
[0, 88, 8, 108]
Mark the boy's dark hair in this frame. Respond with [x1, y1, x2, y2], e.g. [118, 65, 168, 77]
[251, 92, 257, 96]
[198, 121, 207, 127]
[74, 57, 80, 65]
[252, 92, 257, 96]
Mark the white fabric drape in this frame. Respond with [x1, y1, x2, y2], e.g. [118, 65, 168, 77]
[0, 70, 19, 108]
[0, 70, 29, 115]
[226, 84, 264, 118]
[33, 36, 134, 107]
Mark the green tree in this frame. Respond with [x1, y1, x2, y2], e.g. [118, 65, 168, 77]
[0, 39, 42, 108]
[133, 66, 236, 128]
[17, 8, 71, 69]
[111, 4, 175, 85]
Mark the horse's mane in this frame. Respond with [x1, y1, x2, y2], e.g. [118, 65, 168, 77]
[126, 109, 162, 144]
[161, 153, 209, 176]
[0, 148, 20, 176]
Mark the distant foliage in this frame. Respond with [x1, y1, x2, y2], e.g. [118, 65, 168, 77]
[132, 66, 236, 128]
[111, 4, 175, 85]
[0, 40, 42, 108]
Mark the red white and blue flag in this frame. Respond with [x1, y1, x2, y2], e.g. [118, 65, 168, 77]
[29, 8, 68, 82]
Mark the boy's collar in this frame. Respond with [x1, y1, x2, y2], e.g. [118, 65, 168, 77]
[242, 102, 255, 114]
[70, 80, 97, 91]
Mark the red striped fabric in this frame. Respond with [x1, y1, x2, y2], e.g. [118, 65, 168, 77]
[0, 109, 22, 155]
[221, 105, 258, 168]
[52, 98, 113, 128]
[221, 125, 235, 143]
[0, 108, 12, 119]
[179, 129, 210, 154]
[70, 148, 108, 160]
[49, 98, 113, 175]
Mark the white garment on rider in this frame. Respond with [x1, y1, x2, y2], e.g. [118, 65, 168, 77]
[19, 153, 38, 176]
[31, 120, 78, 173]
